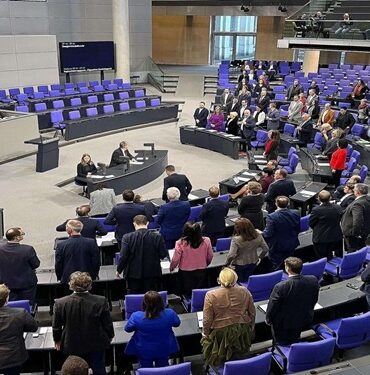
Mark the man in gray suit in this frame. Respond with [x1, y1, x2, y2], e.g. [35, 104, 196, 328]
[288, 95, 303, 123]
[220, 89, 234, 111]
[266, 102, 280, 130]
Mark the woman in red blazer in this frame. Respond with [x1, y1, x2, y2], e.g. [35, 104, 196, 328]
[330, 138, 348, 187]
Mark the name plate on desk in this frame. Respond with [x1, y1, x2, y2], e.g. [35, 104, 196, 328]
[197, 311, 203, 329]
[258, 302, 323, 313]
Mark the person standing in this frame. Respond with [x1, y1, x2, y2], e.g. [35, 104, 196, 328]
[296, 113, 314, 144]
[330, 139, 348, 188]
[361, 263, 370, 309]
[0, 228, 40, 305]
[266, 102, 280, 130]
[286, 79, 304, 101]
[263, 196, 300, 270]
[53, 272, 114, 375]
[116, 215, 168, 294]
[264, 130, 280, 161]
[208, 106, 224, 131]
[266, 257, 319, 345]
[287, 95, 303, 123]
[55, 220, 101, 284]
[199, 186, 229, 245]
[162, 165, 192, 202]
[89, 183, 117, 217]
[0, 284, 38, 375]
[220, 89, 234, 111]
[317, 103, 335, 127]
[240, 109, 256, 153]
[341, 183, 370, 252]
[193, 101, 209, 128]
[309, 190, 343, 260]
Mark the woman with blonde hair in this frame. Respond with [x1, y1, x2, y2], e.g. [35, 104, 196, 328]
[226, 111, 239, 136]
[201, 267, 255, 369]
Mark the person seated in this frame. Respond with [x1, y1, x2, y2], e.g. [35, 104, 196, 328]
[226, 218, 269, 282]
[124, 291, 181, 368]
[193, 101, 209, 128]
[348, 79, 369, 105]
[333, 174, 361, 200]
[201, 268, 255, 368]
[237, 181, 265, 231]
[264, 130, 280, 161]
[252, 105, 266, 127]
[169, 222, 213, 297]
[317, 103, 335, 127]
[56, 205, 107, 240]
[337, 182, 356, 209]
[335, 13, 353, 38]
[75, 154, 97, 196]
[109, 141, 134, 168]
[157, 187, 191, 249]
[310, 11, 325, 37]
[358, 99, 369, 124]
[89, 183, 117, 217]
[260, 167, 275, 194]
[334, 107, 355, 134]
[298, 93, 307, 113]
[286, 79, 304, 101]
[288, 95, 303, 123]
[296, 113, 314, 144]
[208, 106, 224, 131]
[225, 112, 239, 136]
[254, 60, 266, 71]
[200, 186, 229, 245]
[307, 80, 320, 96]
[293, 13, 311, 37]
[220, 89, 234, 112]
[256, 88, 270, 112]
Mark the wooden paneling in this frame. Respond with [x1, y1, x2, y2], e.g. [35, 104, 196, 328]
[345, 53, 370, 66]
[152, 15, 210, 65]
[255, 17, 293, 61]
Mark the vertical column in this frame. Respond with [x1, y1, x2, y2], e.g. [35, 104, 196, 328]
[302, 50, 320, 75]
[112, 0, 130, 82]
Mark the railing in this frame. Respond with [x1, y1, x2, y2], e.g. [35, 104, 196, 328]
[136, 56, 165, 92]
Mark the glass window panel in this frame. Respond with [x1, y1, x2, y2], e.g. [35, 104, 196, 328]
[213, 35, 234, 64]
[235, 35, 256, 60]
[214, 16, 257, 32]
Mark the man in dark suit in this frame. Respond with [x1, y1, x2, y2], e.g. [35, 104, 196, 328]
[158, 187, 191, 249]
[220, 88, 234, 111]
[227, 97, 240, 114]
[285, 79, 304, 101]
[53, 272, 114, 375]
[0, 228, 40, 304]
[265, 169, 297, 213]
[55, 220, 101, 284]
[263, 197, 300, 270]
[296, 113, 314, 144]
[266, 257, 319, 345]
[337, 182, 356, 209]
[162, 165, 192, 202]
[335, 107, 356, 134]
[56, 205, 107, 241]
[105, 190, 149, 245]
[266, 102, 280, 130]
[309, 190, 343, 260]
[199, 186, 229, 246]
[193, 101, 209, 127]
[256, 88, 270, 112]
[109, 141, 134, 168]
[361, 262, 370, 309]
[341, 183, 370, 252]
[116, 215, 168, 293]
[0, 284, 38, 375]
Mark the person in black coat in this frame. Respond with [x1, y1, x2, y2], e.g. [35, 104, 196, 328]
[53, 272, 114, 375]
[337, 183, 355, 210]
[266, 257, 319, 345]
[286, 79, 304, 101]
[105, 190, 149, 245]
[162, 165, 192, 202]
[0, 228, 40, 304]
[227, 97, 240, 114]
[55, 220, 101, 284]
[265, 169, 297, 213]
[193, 101, 209, 128]
[116, 215, 168, 294]
[361, 263, 370, 309]
[225, 112, 239, 136]
[199, 186, 229, 246]
[334, 107, 356, 134]
[263, 197, 300, 270]
[237, 181, 265, 231]
[256, 89, 270, 112]
[240, 109, 256, 152]
[296, 114, 314, 144]
[109, 141, 134, 168]
[0, 284, 38, 375]
[76, 153, 97, 179]
[56, 205, 107, 241]
[309, 190, 343, 260]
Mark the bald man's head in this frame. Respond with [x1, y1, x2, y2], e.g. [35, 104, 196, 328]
[318, 190, 331, 203]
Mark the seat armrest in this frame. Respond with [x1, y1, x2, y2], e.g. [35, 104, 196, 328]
[315, 322, 337, 338]
[272, 345, 288, 372]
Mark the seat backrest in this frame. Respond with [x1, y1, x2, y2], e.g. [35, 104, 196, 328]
[287, 338, 336, 373]
[51, 84, 61, 91]
[284, 123, 295, 136]
[135, 100, 146, 109]
[49, 89, 61, 97]
[275, 93, 285, 101]
[119, 91, 129, 100]
[288, 147, 297, 158]
[103, 104, 114, 114]
[125, 291, 168, 319]
[23, 86, 34, 95]
[300, 215, 310, 232]
[346, 157, 357, 173]
[187, 205, 202, 222]
[87, 95, 98, 104]
[336, 311, 370, 349]
[223, 352, 272, 375]
[65, 88, 75, 95]
[33, 92, 44, 99]
[52, 100, 65, 109]
[360, 165, 368, 182]
[35, 103, 47, 112]
[150, 98, 161, 107]
[79, 87, 89, 93]
[107, 83, 118, 91]
[51, 110, 64, 123]
[77, 82, 87, 88]
[246, 270, 283, 302]
[68, 110, 81, 120]
[191, 288, 213, 312]
[15, 105, 29, 112]
[119, 102, 130, 111]
[351, 124, 364, 136]
[288, 153, 299, 172]
[104, 93, 114, 102]
[7, 300, 31, 313]
[65, 83, 75, 89]
[86, 107, 98, 117]
[314, 132, 324, 146]
[89, 80, 99, 87]
[302, 258, 327, 280]
[9, 88, 21, 97]
[102, 79, 111, 87]
[350, 150, 360, 163]
[93, 85, 104, 92]
[339, 247, 367, 278]
[215, 237, 231, 252]
[113, 78, 123, 87]
[16, 93, 28, 102]
[135, 89, 145, 98]
[136, 362, 191, 375]
[70, 97, 82, 106]
[257, 130, 268, 142]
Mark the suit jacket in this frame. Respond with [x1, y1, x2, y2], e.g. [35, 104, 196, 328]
[220, 93, 234, 108]
[241, 117, 256, 139]
[318, 109, 335, 125]
[109, 148, 134, 168]
[53, 292, 114, 355]
[267, 108, 280, 130]
[288, 101, 303, 123]
[226, 117, 239, 136]
[339, 194, 355, 209]
[162, 173, 192, 201]
[286, 84, 304, 100]
[193, 107, 209, 127]
[263, 209, 301, 267]
[105, 203, 147, 241]
[298, 119, 314, 143]
[55, 235, 101, 283]
[56, 216, 107, 240]
[117, 228, 168, 279]
[0, 306, 38, 369]
[335, 112, 355, 131]
[227, 101, 240, 114]
[239, 105, 248, 119]
[322, 137, 338, 159]
[157, 200, 191, 241]
[309, 202, 343, 243]
[266, 275, 319, 330]
[361, 264, 370, 295]
[265, 179, 297, 213]
[76, 163, 97, 178]
[0, 242, 40, 289]
[256, 94, 270, 112]
[341, 196, 370, 237]
[238, 194, 265, 231]
[200, 198, 229, 236]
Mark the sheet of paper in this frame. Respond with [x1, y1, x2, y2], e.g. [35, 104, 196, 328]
[242, 171, 257, 177]
[104, 175, 115, 178]
[197, 311, 203, 328]
[317, 163, 330, 167]
[237, 177, 250, 182]
[253, 155, 265, 159]
[130, 160, 144, 165]
[168, 249, 175, 260]
[223, 134, 233, 137]
[230, 136, 241, 139]
[135, 157, 149, 161]
[96, 232, 115, 246]
[314, 303, 323, 310]
[39, 327, 47, 334]
[258, 304, 268, 313]
[188, 193, 199, 200]
[90, 175, 104, 179]
[299, 190, 316, 197]
[161, 261, 170, 269]
[257, 165, 267, 170]
[207, 129, 217, 133]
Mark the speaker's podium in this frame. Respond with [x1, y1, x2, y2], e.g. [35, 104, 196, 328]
[24, 136, 59, 172]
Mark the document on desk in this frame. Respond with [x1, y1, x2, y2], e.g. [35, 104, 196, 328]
[197, 311, 203, 329]
[299, 190, 316, 197]
[223, 134, 233, 137]
[105, 175, 115, 178]
[317, 162, 330, 167]
[188, 193, 199, 200]
[96, 232, 115, 247]
[136, 157, 149, 161]
[130, 160, 144, 165]
[91, 175, 105, 179]
[230, 136, 241, 139]
[237, 177, 250, 182]
[253, 155, 265, 159]
[242, 171, 257, 177]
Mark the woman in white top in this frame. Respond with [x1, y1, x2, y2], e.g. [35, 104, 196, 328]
[89, 183, 117, 217]
[252, 105, 266, 127]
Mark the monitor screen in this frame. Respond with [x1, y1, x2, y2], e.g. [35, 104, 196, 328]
[59, 41, 115, 73]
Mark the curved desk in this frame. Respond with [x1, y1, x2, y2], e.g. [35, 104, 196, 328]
[75, 150, 168, 195]
[299, 147, 333, 183]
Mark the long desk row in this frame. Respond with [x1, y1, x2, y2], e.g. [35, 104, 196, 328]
[179, 125, 241, 160]
[300, 148, 333, 183]
[24, 275, 367, 374]
[64, 104, 179, 141]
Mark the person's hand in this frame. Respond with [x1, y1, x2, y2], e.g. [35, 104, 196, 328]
[55, 342, 61, 351]
[115, 272, 121, 279]
[265, 320, 271, 326]
[196, 119, 199, 123]
[211, 123, 215, 128]
[255, 258, 262, 267]
[332, 169, 336, 173]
